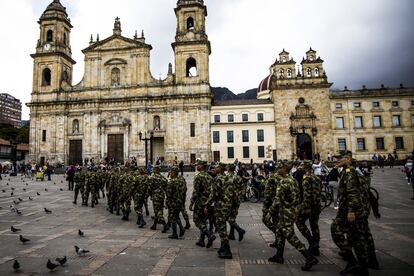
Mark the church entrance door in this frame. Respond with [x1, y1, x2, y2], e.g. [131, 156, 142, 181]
[69, 140, 82, 165]
[296, 134, 312, 160]
[152, 137, 165, 164]
[108, 134, 124, 164]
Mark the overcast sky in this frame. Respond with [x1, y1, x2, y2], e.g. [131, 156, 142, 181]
[1, 0, 413, 120]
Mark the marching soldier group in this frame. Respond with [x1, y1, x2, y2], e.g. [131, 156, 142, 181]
[70, 151, 378, 275]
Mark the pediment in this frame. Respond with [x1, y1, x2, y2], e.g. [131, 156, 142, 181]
[82, 35, 152, 53]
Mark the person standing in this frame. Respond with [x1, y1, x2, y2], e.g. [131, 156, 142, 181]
[66, 165, 76, 191]
[189, 161, 215, 247]
[179, 160, 184, 176]
[73, 167, 86, 205]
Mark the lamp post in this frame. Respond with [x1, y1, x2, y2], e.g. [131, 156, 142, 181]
[9, 140, 19, 174]
[139, 130, 153, 166]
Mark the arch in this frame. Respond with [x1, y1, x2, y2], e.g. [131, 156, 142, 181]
[72, 119, 79, 133]
[42, 68, 51, 86]
[279, 69, 284, 78]
[46, 30, 53, 42]
[153, 115, 161, 130]
[186, 58, 197, 77]
[314, 67, 320, 77]
[62, 70, 69, 82]
[63, 33, 67, 45]
[187, 17, 195, 30]
[111, 67, 120, 86]
[306, 68, 312, 78]
[287, 68, 292, 78]
[296, 133, 312, 160]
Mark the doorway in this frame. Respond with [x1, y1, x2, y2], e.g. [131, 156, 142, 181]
[108, 134, 124, 164]
[69, 140, 82, 165]
[297, 133, 312, 160]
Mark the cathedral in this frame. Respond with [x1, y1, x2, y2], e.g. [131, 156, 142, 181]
[28, 0, 414, 165]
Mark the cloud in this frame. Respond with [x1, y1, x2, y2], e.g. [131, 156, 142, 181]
[1, 0, 413, 120]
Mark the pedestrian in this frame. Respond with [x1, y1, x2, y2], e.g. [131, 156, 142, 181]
[179, 160, 184, 176]
[403, 159, 413, 186]
[327, 166, 340, 209]
[66, 165, 76, 191]
[149, 165, 168, 232]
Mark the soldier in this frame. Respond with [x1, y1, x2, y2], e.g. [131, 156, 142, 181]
[262, 160, 279, 247]
[73, 167, 86, 205]
[189, 160, 215, 247]
[166, 166, 186, 239]
[296, 161, 322, 256]
[268, 162, 318, 271]
[84, 167, 99, 207]
[227, 164, 246, 241]
[205, 163, 234, 259]
[331, 152, 370, 275]
[106, 167, 120, 214]
[119, 167, 134, 221]
[149, 165, 168, 232]
[133, 168, 149, 227]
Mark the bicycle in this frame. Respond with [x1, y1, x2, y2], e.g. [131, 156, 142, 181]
[245, 180, 260, 203]
[320, 180, 334, 210]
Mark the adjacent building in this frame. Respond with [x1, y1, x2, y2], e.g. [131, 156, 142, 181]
[28, 0, 414, 165]
[0, 93, 22, 127]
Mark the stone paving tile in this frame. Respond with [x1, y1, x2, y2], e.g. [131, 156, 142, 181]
[0, 169, 413, 275]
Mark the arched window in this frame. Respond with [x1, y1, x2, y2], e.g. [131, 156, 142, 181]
[187, 17, 195, 30]
[279, 69, 284, 78]
[111, 67, 120, 86]
[63, 33, 67, 45]
[287, 69, 292, 78]
[306, 68, 312, 78]
[153, 116, 161, 130]
[186, 58, 197, 77]
[46, 30, 53, 42]
[314, 68, 319, 77]
[72, 119, 79, 134]
[42, 68, 51, 86]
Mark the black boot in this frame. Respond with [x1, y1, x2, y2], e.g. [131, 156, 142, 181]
[196, 232, 206, 247]
[168, 223, 179, 239]
[116, 208, 120, 216]
[367, 253, 379, 270]
[139, 215, 147, 228]
[340, 251, 360, 275]
[269, 241, 277, 248]
[268, 248, 284, 263]
[228, 225, 235, 240]
[161, 221, 168, 233]
[301, 249, 319, 271]
[217, 241, 224, 254]
[234, 224, 246, 241]
[108, 206, 113, 214]
[185, 218, 191, 229]
[150, 218, 158, 230]
[206, 230, 216, 248]
[178, 220, 185, 237]
[218, 242, 233, 259]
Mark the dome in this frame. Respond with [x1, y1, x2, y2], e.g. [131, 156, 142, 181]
[44, 0, 67, 14]
[257, 74, 273, 100]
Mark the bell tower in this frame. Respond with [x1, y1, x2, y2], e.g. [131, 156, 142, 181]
[31, 0, 76, 93]
[172, 0, 211, 84]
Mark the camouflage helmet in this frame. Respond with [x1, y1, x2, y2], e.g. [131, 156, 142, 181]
[227, 163, 236, 171]
[196, 160, 207, 167]
[302, 160, 312, 170]
[170, 166, 179, 173]
[215, 162, 226, 169]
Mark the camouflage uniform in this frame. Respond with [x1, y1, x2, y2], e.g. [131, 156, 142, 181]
[133, 169, 149, 227]
[107, 170, 120, 214]
[118, 170, 134, 220]
[296, 173, 321, 253]
[262, 172, 281, 244]
[149, 168, 168, 232]
[84, 170, 99, 207]
[73, 170, 86, 204]
[166, 170, 186, 238]
[331, 167, 370, 272]
[190, 169, 214, 247]
[227, 171, 246, 241]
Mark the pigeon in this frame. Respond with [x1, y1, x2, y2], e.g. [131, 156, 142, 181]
[59, 188, 63, 191]
[74, 245, 89, 256]
[11, 192, 14, 196]
[46, 259, 59, 270]
[13, 260, 20, 271]
[11, 226, 21, 232]
[29, 197, 33, 200]
[16, 209, 22, 216]
[26, 183, 28, 186]
[23, 188, 26, 191]
[78, 229, 84, 237]
[19, 235, 30, 243]
[13, 200, 19, 205]
[44, 188, 48, 192]
[2, 189, 5, 193]
[36, 192, 40, 196]
[44, 208, 52, 214]
[55, 256, 67, 266]
[6, 183, 9, 185]
[18, 198, 23, 202]
[11, 187, 15, 191]
[54, 182, 56, 185]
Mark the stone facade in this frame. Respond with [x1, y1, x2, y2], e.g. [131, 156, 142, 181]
[28, 0, 212, 165]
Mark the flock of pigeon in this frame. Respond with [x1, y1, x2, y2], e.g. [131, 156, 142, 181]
[1, 174, 90, 272]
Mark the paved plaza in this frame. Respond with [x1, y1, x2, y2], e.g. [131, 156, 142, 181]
[0, 168, 413, 276]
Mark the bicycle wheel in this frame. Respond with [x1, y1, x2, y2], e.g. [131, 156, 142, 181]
[320, 191, 330, 210]
[248, 187, 260, 203]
